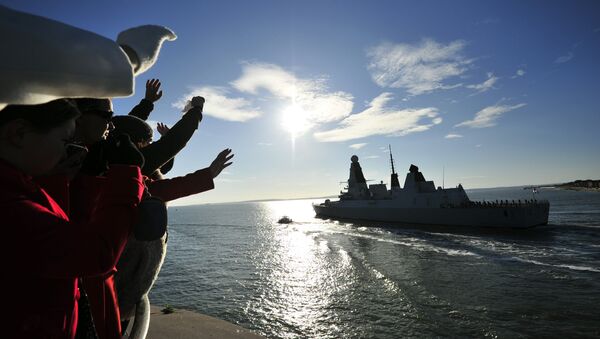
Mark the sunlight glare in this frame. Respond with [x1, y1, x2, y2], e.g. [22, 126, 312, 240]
[281, 104, 311, 138]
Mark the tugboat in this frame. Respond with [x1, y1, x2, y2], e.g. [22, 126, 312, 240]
[313, 147, 549, 228]
[277, 216, 293, 224]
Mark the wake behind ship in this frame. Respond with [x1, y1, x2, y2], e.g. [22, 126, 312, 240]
[313, 149, 549, 228]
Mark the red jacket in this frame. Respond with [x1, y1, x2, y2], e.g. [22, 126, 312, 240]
[147, 167, 214, 202]
[0, 160, 143, 339]
[50, 167, 214, 338]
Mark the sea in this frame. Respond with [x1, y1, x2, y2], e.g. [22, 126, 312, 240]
[150, 187, 600, 338]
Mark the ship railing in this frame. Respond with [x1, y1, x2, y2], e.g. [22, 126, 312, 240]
[444, 199, 549, 208]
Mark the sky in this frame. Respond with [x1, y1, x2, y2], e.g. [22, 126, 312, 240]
[4, 0, 600, 205]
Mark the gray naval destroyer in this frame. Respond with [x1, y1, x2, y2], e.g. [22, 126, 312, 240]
[313, 149, 549, 228]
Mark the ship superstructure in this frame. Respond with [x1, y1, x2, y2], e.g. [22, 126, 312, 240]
[313, 149, 549, 228]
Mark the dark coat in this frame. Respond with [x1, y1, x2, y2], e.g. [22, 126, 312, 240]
[138, 106, 202, 177]
[0, 161, 143, 339]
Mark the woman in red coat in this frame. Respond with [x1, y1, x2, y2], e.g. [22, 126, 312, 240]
[0, 99, 145, 338]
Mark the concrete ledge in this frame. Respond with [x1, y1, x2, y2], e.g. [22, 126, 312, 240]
[147, 306, 265, 339]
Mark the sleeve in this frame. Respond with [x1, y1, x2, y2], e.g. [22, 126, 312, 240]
[147, 167, 214, 202]
[34, 174, 70, 214]
[140, 107, 202, 176]
[159, 157, 174, 175]
[11, 165, 144, 278]
[128, 98, 154, 120]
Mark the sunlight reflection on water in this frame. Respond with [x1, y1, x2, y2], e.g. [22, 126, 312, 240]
[243, 200, 360, 337]
[153, 191, 600, 338]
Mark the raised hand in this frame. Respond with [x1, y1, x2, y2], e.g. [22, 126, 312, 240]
[209, 148, 234, 178]
[182, 96, 205, 113]
[156, 122, 170, 136]
[145, 78, 163, 102]
[191, 96, 205, 108]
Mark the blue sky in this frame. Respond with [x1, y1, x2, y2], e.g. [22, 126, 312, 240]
[4, 0, 600, 204]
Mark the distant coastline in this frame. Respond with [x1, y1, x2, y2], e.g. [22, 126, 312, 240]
[555, 179, 600, 192]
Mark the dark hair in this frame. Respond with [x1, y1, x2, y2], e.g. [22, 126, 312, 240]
[111, 115, 153, 144]
[0, 99, 81, 132]
[72, 98, 114, 120]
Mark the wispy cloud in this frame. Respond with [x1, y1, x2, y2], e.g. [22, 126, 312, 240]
[554, 52, 574, 64]
[455, 103, 526, 128]
[173, 86, 261, 122]
[314, 93, 441, 142]
[231, 62, 354, 129]
[511, 69, 526, 79]
[349, 143, 367, 149]
[364, 155, 380, 159]
[173, 62, 353, 126]
[366, 39, 471, 95]
[445, 133, 463, 139]
[257, 142, 272, 146]
[466, 72, 499, 93]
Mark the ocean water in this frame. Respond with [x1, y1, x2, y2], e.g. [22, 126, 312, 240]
[150, 187, 600, 338]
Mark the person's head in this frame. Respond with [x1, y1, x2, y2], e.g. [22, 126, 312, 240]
[110, 115, 153, 149]
[73, 98, 114, 146]
[0, 99, 80, 175]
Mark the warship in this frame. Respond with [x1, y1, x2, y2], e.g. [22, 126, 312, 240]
[313, 148, 549, 228]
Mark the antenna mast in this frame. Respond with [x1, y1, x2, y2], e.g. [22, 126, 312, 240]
[389, 144, 396, 174]
[389, 144, 401, 188]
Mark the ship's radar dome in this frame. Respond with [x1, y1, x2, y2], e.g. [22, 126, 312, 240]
[351, 155, 359, 163]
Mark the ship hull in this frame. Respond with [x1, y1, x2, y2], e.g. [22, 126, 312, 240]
[313, 201, 549, 228]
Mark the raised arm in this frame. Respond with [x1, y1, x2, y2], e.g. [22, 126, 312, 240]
[140, 96, 204, 176]
[148, 148, 233, 202]
[128, 79, 163, 120]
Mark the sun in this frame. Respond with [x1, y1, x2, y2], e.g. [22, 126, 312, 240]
[281, 104, 311, 138]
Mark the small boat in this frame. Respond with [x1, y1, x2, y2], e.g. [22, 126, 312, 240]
[277, 216, 293, 224]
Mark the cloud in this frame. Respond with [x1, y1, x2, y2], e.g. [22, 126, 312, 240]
[314, 93, 441, 142]
[554, 52, 574, 64]
[364, 155, 380, 159]
[349, 143, 367, 149]
[173, 62, 353, 126]
[511, 69, 526, 79]
[445, 133, 463, 139]
[173, 86, 261, 122]
[466, 72, 499, 93]
[257, 142, 272, 146]
[455, 103, 526, 128]
[366, 39, 471, 95]
[231, 62, 354, 128]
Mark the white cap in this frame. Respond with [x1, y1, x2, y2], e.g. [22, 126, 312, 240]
[0, 5, 133, 106]
[117, 25, 177, 75]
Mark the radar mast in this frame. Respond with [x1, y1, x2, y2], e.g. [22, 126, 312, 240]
[389, 144, 400, 188]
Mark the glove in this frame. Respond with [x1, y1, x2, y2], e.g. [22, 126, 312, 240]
[104, 134, 145, 168]
[79, 140, 109, 176]
[182, 96, 204, 112]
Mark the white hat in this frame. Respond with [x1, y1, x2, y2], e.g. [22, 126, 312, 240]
[0, 5, 176, 109]
[117, 25, 177, 75]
